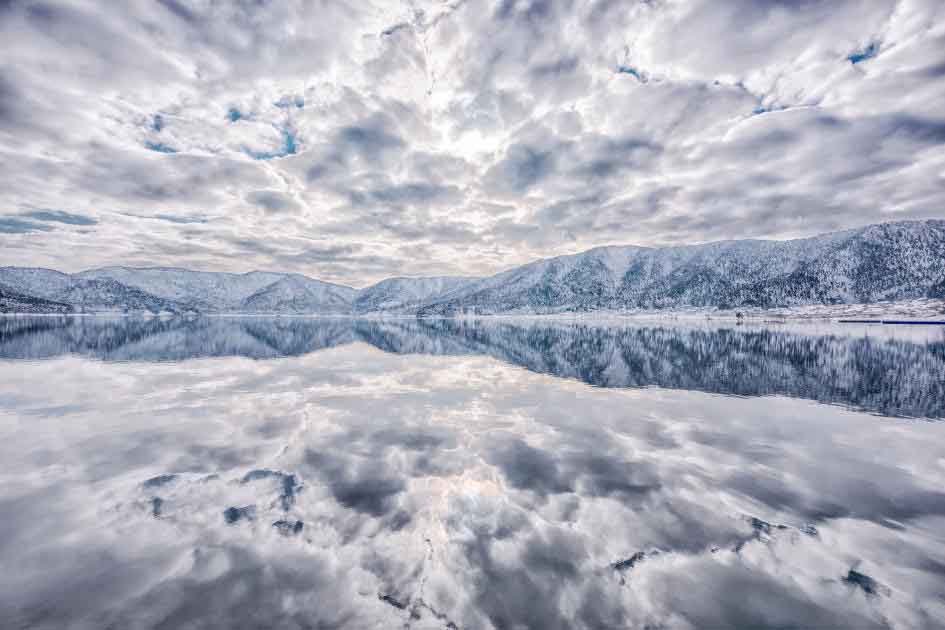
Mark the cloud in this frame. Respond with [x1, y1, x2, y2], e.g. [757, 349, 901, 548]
[245, 190, 301, 213]
[352, 182, 462, 209]
[0, 0, 942, 285]
[485, 142, 559, 194]
[150, 214, 209, 224]
[337, 119, 406, 162]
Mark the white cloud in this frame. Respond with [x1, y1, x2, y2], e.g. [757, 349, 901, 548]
[1, 0, 943, 285]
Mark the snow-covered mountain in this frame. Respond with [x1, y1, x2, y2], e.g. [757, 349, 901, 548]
[1, 220, 943, 315]
[352, 276, 473, 314]
[0, 266, 358, 314]
[0, 282, 73, 313]
[239, 274, 356, 314]
[0, 267, 75, 299]
[0, 267, 187, 313]
[416, 220, 945, 315]
[76, 267, 288, 311]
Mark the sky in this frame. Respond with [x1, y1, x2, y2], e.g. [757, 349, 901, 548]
[1, 0, 944, 287]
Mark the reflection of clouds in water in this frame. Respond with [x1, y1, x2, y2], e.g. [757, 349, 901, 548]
[0, 331, 944, 628]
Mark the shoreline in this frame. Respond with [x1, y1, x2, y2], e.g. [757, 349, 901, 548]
[1, 299, 943, 325]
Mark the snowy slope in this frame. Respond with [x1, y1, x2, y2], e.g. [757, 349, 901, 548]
[76, 267, 287, 310]
[239, 275, 357, 314]
[0, 266, 358, 314]
[0, 267, 75, 300]
[0, 267, 187, 313]
[0, 282, 73, 313]
[353, 276, 474, 314]
[52, 278, 188, 313]
[417, 220, 945, 315]
[415, 246, 651, 315]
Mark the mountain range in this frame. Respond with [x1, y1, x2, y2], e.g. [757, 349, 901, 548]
[2, 219, 944, 315]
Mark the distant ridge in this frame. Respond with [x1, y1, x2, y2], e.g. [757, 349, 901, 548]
[1, 220, 944, 315]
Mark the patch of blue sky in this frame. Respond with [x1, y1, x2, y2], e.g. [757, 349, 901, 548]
[243, 129, 298, 160]
[153, 214, 208, 224]
[275, 95, 305, 109]
[616, 65, 646, 83]
[23, 209, 97, 225]
[145, 141, 178, 153]
[849, 42, 879, 65]
[0, 217, 53, 234]
[751, 103, 789, 116]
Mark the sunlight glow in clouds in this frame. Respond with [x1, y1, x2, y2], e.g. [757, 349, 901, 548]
[1, 0, 943, 285]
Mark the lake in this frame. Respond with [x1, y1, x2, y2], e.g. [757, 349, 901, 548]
[1, 316, 944, 629]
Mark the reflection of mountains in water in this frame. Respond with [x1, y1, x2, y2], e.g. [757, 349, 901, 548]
[2, 316, 943, 418]
[0, 316, 355, 361]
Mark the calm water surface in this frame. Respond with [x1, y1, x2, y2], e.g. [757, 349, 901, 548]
[1, 316, 944, 629]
